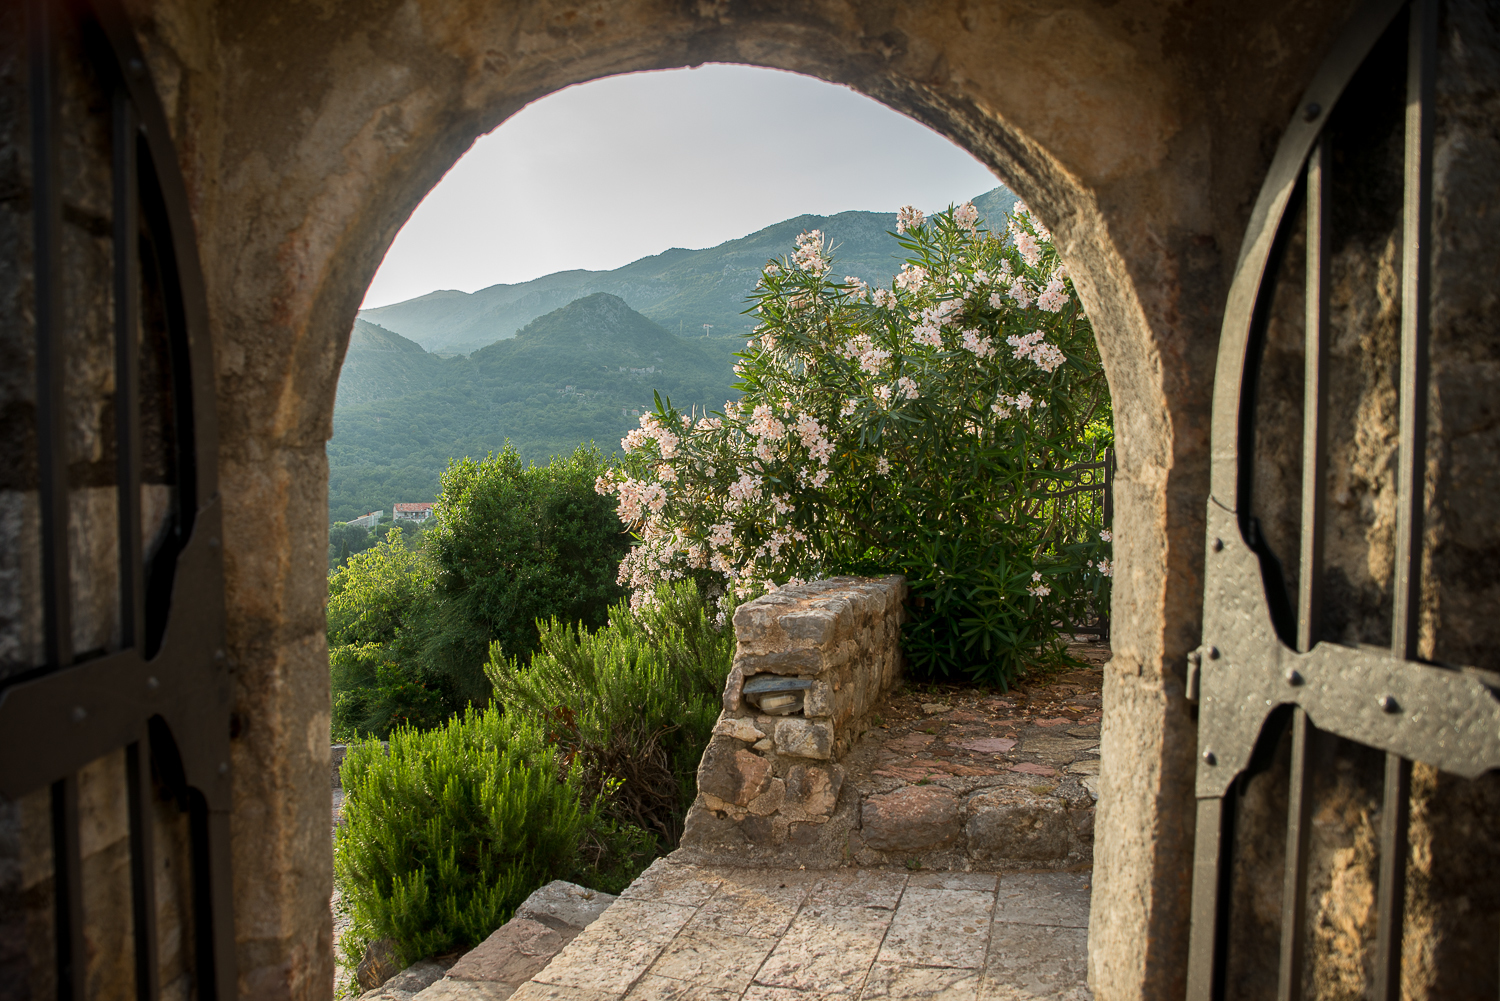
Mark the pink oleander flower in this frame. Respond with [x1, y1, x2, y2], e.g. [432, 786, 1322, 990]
[840, 398, 859, 417]
[876, 457, 891, 475]
[793, 230, 830, 275]
[894, 264, 928, 292]
[1007, 330, 1065, 373]
[594, 475, 616, 496]
[896, 376, 919, 400]
[656, 464, 677, 483]
[1008, 279, 1034, 310]
[896, 205, 925, 233]
[1014, 231, 1041, 268]
[1100, 529, 1112, 543]
[960, 329, 996, 359]
[954, 201, 980, 232]
[872, 288, 898, 310]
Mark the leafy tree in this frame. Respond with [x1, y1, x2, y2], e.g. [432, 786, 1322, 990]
[417, 443, 631, 703]
[327, 528, 452, 739]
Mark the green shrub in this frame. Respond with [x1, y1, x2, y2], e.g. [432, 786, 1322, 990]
[327, 444, 631, 738]
[334, 709, 591, 968]
[486, 580, 734, 847]
[419, 442, 631, 704]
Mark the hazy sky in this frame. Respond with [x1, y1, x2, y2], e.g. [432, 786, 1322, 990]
[361, 64, 1001, 308]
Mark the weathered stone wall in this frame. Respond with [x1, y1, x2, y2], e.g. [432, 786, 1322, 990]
[682, 576, 905, 850]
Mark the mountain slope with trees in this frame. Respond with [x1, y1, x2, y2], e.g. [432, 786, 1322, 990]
[329, 295, 734, 520]
[358, 187, 1017, 355]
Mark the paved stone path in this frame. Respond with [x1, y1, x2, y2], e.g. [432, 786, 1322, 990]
[487, 860, 1091, 1001]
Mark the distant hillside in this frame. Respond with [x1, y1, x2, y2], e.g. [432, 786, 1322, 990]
[335, 319, 458, 407]
[328, 295, 737, 521]
[359, 186, 1018, 356]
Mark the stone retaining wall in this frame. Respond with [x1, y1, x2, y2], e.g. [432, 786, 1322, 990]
[682, 576, 904, 849]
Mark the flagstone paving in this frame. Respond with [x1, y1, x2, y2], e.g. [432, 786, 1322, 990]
[413, 861, 1092, 1001]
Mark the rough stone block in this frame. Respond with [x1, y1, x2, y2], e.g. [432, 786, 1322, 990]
[965, 789, 1075, 861]
[443, 917, 567, 986]
[360, 960, 447, 999]
[716, 717, 766, 743]
[784, 764, 843, 819]
[803, 680, 832, 717]
[747, 778, 786, 816]
[698, 739, 773, 806]
[777, 609, 840, 644]
[861, 788, 961, 851]
[515, 881, 616, 933]
[358, 938, 402, 992]
[775, 719, 833, 760]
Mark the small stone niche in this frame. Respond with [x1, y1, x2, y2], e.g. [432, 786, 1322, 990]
[683, 575, 905, 848]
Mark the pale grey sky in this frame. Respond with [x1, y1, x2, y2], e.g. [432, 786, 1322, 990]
[362, 64, 1001, 308]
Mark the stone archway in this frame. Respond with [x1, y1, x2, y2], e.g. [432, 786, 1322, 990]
[120, 2, 1369, 997]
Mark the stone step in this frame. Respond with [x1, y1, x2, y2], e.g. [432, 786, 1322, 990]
[358, 881, 617, 1001]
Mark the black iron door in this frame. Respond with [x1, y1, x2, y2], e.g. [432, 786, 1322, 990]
[1186, 0, 1500, 998]
[0, 1, 233, 998]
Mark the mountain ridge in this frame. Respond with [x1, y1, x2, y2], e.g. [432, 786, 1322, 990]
[359, 186, 1017, 355]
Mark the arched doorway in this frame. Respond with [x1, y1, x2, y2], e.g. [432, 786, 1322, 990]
[2, 1, 1399, 999]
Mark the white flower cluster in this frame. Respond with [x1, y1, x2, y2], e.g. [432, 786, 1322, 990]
[793, 230, 830, 276]
[1027, 571, 1052, 597]
[621, 412, 680, 457]
[1091, 558, 1115, 578]
[896, 205, 925, 233]
[841, 333, 891, 375]
[894, 264, 928, 292]
[954, 201, 980, 232]
[1007, 330, 1066, 373]
[960, 329, 997, 359]
[844, 276, 870, 300]
[990, 390, 1035, 418]
[913, 299, 961, 347]
[1035, 265, 1071, 314]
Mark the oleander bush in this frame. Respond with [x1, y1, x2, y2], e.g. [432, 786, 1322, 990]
[597, 201, 1113, 687]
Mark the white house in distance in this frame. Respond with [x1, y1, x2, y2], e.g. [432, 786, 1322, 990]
[347, 510, 382, 530]
[393, 502, 435, 523]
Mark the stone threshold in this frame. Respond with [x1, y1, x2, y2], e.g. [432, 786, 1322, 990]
[372, 858, 1092, 1001]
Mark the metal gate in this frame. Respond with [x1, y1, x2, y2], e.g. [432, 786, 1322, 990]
[0, 0, 233, 998]
[1185, 0, 1500, 997]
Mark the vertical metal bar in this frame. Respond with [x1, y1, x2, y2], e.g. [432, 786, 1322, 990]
[126, 741, 160, 1001]
[1374, 753, 1413, 1001]
[29, 0, 72, 670]
[51, 777, 86, 1001]
[114, 90, 144, 651]
[1298, 140, 1331, 655]
[206, 808, 237, 1001]
[1102, 447, 1114, 532]
[1392, 0, 1435, 663]
[1186, 796, 1232, 1001]
[1277, 710, 1316, 1001]
[188, 795, 237, 1001]
[1373, 7, 1434, 994]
